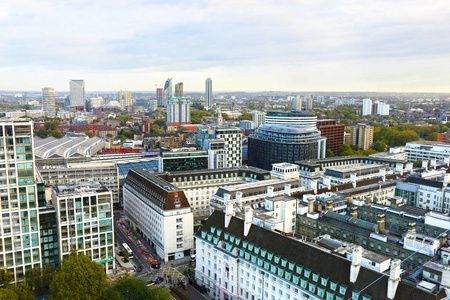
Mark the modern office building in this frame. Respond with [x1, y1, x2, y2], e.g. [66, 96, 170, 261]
[166, 97, 191, 129]
[350, 123, 374, 150]
[203, 139, 228, 169]
[317, 95, 325, 104]
[69, 80, 85, 108]
[175, 82, 183, 97]
[264, 111, 317, 127]
[123, 169, 194, 261]
[149, 99, 158, 111]
[118, 91, 132, 109]
[90, 97, 103, 109]
[42, 87, 56, 116]
[52, 183, 115, 273]
[292, 96, 302, 111]
[156, 88, 164, 107]
[362, 98, 372, 116]
[317, 119, 345, 155]
[0, 120, 43, 282]
[248, 124, 326, 170]
[252, 111, 266, 128]
[404, 141, 450, 162]
[164, 78, 173, 103]
[158, 147, 209, 172]
[205, 78, 213, 109]
[238, 120, 255, 130]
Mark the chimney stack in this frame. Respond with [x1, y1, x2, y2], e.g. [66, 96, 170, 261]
[308, 197, 315, 213]
[350, 206, 358, 219]
[405, 163, 413, 173]
[395, 163, 404, 176]
[225, 200, 235, 228]
[236, 191, 243, 207]
[350, 173, 357, 188]
[350, 246, 363, 283]
[326, 200, 333, 212]
[408, 222, 416, 233]
[323, 176, 331, 190]
[284, 184, 291, 196]
[377, 214, 385, 232]
[267, 186, 274, 198]
[430, 159, 436, 169]
[387, 259, 401, 299]
[379, 168, 386, 182]
[244, 207, 253, 236]
[422, 160, 428, 170]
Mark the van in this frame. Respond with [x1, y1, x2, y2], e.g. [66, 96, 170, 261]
[190, 255, 196, 262]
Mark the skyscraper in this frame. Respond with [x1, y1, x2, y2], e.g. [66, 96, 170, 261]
[164, 78, 173, 103]
[69, 80, 85, 108]
[305, 94, 313, 110]
[252, 111, 266, 128]
[118, 91, 132, 109]
[156, 88, 164, 107]
[350, 123, 374, 150]
[166, 97, 191, 129]
[205, 78, 212, 109]
[42, 87, 56, 116]
[292, 96, 302, 111]
[362, 98, 372, 116]
[175, 82, 184, 97]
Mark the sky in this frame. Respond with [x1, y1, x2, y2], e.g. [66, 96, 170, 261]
[0, 0, 450, 93]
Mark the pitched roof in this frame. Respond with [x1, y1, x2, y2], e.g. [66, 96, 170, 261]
[196, 211, 447, 300]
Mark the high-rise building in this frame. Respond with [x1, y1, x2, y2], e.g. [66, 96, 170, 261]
[350, 123, 374, 150]
[149, 99, 158, 111]
[156, 88, 164, 107]
[372, 100, 379, 115]
[90, 97, 103, 109]
[118, 91, 132, 109]
[317, 119, 345, 155]
[205, 78, 213, 109]
[0, 120, 43, 282]
[164, 78, 173, 103]
[69, 80, 85, 108]
[252, 111, 266, 128]
[305, 94, 313, 110]
[317, 95, 325, 104]
[362, 98, 372, 116]
[166, 97, 191, 129]
[42, 87, 56, 116]
[292, 96, 302, 110]
[379, 102, 390, 116]
[175, 82, 183, 97]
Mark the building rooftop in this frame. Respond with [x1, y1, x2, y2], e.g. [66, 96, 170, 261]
[53, 182, 109, 196]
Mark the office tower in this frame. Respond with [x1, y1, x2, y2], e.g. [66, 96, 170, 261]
[149, 99, 158, 111]
[305, 94, 313, 110]
[69, 80, 85, 108]
[52, 183, 115, 273]
[175, 82, 184, 97]
[164, 78, 173, 103]
[317, 119, 345, 155]
[42, 87, 56, 116]
[90, 97, 103, 109]
[0, 120, 42, 282]
[205, 78, 212, 109]
[350, 123, 374, 150]
[362, 98, 372, 116]
[317, 95, 324, 104]
[156, 88, 164, 107]
[118, 91, 132, 109]
[166, 97, 191, 129]
[252, 111, 266, 128]
[158, 148, 209, 172]
[292, 96, 302, 111]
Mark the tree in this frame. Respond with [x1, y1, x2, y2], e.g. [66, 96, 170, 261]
[337, 144, 355, 156]
[426, 132, 438, 141]
[441, 126, 449, 133]
[238, 112, 252, 121]
[106, 133, 113, 138]
[49, 130, 62, 139]
[7, 283, 34, 300]
[153, 119, 166, 128]
[373, 140, 386, 152]
[25, 267, 43, 291]
[84, 131, 94, 138]
[0, 289, 18, 300]
[340, 119, 349, 125]
[111, 275, 171, 300]
[413, 160, 423, 168]
[42, 263, 55, 289]
[326, 149, 335, 158]
[50, 254, 109, 300]
[222, 113, 231, 121]
[0, 269, 13, 287]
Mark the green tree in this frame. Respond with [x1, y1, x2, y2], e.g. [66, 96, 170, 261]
[111, 275, 171, 300]
[326, 149, 335, 158]
[426, 132, 438, 141]
[373, 140, 386, 152]
[153, 119, 166, 128]
[441, 126, 449, 133]
[49, 130, 63, 139]
[84, 131, 94, 138]
[340, 119, 349, 125]
[50, 254, 109, 300]
[222, 113, 231, 121]
[42, 263, 55, 289]
[0, 289, 18, 300]
[0, 269, 13, 287]
[7, 283, 34, 300]
[25, 267, 43, 291]
[106, 133, 113, 138]
[337, 144, 355, 156]
[238, 112, 252, 121]
[413, 160, 423, 168]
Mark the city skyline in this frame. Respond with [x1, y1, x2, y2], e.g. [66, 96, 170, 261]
[0, 1, 449, 92]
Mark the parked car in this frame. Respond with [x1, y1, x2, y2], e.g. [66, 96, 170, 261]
[135, 265, 142, 272]
[151, 264, 160, 269]
[155, 277, 164, 284]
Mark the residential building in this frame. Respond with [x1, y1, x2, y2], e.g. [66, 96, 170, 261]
[164, 78, 173, 103]
[238, 120, 255, 130]
[0, 119, 42, 282]
[194, 210, 446, 300]
[166, 97, 191, 129]
[175, 82, 183, 97]
[317, 95, 324, 104]
[317, 119, 345, 155]
[270, 163, 300, 180]
[156, 87, 164, 107]
[203, 139, 227, 169]
[292, 96, 302, 110]
[158, 147, 209, 172]
[206, 78, 213, 109]
[362, 98, 372, 116]
[91, 97, 103, 109]
[42, 87, 56, 116]
[123, 169, 194, 261]
[350, 123, 374, 150]
[118, 91, 132, 109]
[405, 141, 450, 162]
[379, 102, 390, 116]
[52, 182, 115, 273]
[252, 111, 266, 128]
[149, 99, 158, 111]
[69, 80, 85, 108]
[305, 94, 313, 110]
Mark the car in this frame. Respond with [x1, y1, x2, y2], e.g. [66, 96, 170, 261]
[127, 241, 132, 246]
[155, 277, 164, 284]
[190, 255, 196, 262]
[151, 264, 160, 269]
[136, 265, 142, 272]
[146, 280, 155, 287]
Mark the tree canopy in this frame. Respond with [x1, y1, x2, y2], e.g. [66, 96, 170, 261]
[109, 275, 171, 300]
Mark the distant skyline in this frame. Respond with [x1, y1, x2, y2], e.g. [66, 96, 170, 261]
[1, 0, 449, 92]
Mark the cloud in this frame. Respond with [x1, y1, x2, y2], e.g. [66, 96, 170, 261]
[0, 0, 450, 92]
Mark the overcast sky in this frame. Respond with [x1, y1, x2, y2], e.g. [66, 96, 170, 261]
[1, 0, 449, 92]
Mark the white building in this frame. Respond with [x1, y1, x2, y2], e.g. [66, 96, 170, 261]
[42, 87, 56, 116]
[404, 141, 450, 162]
[292, 96, 302, 111]
[52, 182, 115, 273]
[362, 98, 372, 116]
[91, 97, 103, 109]
[270, 163, 299, 180]
[118, 91, 132, 109]
[164, 78, 173, 101]
[379, 102, 390, 116]
[166, 97, 191, 128]
[206, 78, 213, 109]
[215, 127, 242, 168]
[204, 139, 228, 169]
[123, 169, 194, 261]
[69, 80, 85, 108]
[252, 111, 266, 128]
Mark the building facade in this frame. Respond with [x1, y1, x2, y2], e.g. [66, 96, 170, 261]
[252, 111, 266, 128]
[123, 169, 194, 261]
[317, 119, 345, 155]
[158, 147, 209, 172]
[166, 97, 191, 129]
[404, 141, 450, 162]
[42, 87, 56, 117]
[69, 80, 85, 108]
[118, 91, 132, 109]
[156, 88, 164, 107]
[362, 99, 372, 116]
[175, 82, 183, 97]
[350, 123, 374, 150]
[164, 78, 173, 103]
[292, 96, 302, 111]
[205, 78, 213, 109]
